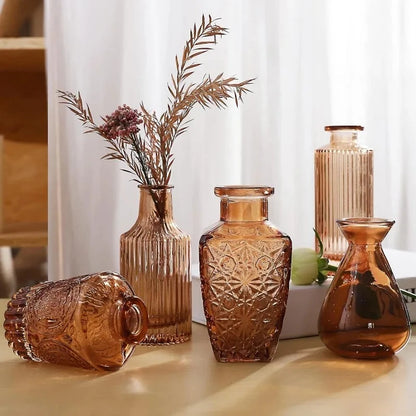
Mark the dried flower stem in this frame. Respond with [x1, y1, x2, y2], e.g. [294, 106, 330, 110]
[59, 14, 254, 220]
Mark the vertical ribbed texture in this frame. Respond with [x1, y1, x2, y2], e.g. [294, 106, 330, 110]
[120, 187, 191, 344]
[315, 131, 373, 260]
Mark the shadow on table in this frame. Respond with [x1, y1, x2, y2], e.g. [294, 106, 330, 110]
[168, 339, 398, 415]
[250, 348, 397, 412]
[0, 333, 399, 416]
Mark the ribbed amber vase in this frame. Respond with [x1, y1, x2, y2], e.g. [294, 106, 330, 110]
[199, 186, 292, 362]
[120, 186, 191, 344]
[315, 126, 373, 260]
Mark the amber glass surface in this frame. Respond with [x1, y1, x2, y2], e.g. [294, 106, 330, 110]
[315, 126, 373, 260]
[319, 218, 410, 359]
[199, 186, 292, 362]
[120, 186, 191, 344]
[4, 272, 148, 370]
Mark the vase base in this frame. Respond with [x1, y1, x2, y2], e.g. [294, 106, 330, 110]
[140, 320, 192, 345]
[328, 340, 394, 360]
[140, 334, 191, 345]
[320, 326, 410, 359]
[215, 356, 274, 363]
[212, 345, 278, 363]
[325, 252, 344, 261]
[140, 325, 191, 346]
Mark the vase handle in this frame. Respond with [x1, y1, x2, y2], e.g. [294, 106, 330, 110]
[122, 296, 149, 344]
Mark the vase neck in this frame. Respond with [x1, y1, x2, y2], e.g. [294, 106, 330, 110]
[337, 218, 394, 246]
[325, 125, 363, 145]
[330, 130, 359, 145]
[214, 187, 273, 222]
[138, 187, 173, 224]
[220, 197, 268, 222]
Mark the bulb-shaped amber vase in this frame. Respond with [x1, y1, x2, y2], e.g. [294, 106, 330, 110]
[199, 186, 292, 362]
[319, 218, 410, 359]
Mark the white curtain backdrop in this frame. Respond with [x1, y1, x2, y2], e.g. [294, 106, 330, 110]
[46, 0, 416, 280]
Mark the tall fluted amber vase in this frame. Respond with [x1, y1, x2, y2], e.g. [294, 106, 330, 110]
[120, 186, 191, 344]
[315, 126, 373, 260]
[199, 186, 292, 362]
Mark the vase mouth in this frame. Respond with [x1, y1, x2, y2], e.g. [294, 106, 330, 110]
[139, 185, 174, 190]
[337, 217, 395, 227]
[215, 186, 274, 197]
[325, 125, 364, 131]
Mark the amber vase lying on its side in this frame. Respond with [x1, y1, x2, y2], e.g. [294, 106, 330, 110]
[199, 186, 292, 362]
[319, 218, 410, 359]
[4, 272, 148, 370]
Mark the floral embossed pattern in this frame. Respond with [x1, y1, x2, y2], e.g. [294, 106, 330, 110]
[199, 187, 292, 362]
[4, 272, 148, 370]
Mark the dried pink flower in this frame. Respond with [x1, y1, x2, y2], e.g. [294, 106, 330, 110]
[99, 105, 143, 140]
[59, 15, 252, 195]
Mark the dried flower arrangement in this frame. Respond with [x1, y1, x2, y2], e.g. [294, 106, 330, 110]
[58, 15, 253, 219]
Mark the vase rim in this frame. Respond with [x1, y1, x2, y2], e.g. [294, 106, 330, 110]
[138, 185, 174, 190]
[325, 125, 364, 131]
[215, 186, 274, 197]
[337, 217, 395, 227]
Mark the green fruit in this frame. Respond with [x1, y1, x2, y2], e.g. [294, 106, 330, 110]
[291, 248, 319, 285]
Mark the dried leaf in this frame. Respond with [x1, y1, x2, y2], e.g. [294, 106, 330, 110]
[59, 14, 253, 189]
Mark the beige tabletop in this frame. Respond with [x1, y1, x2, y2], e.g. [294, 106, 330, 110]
[0, 299, 415, 416]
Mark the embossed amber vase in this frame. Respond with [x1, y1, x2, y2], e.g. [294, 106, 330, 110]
[315, 126, 373, 260]
[199, 186, 292, 362]
[319, 218, 411, 359]
[120, 186, 191, 344]
[4, 272, 148, 370]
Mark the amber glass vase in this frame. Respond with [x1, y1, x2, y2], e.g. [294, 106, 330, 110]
[4, 272, 148, 370]
[315, 126, 373, 260]
[199, 186, 292, 362]
[120, 186, 191, 344]
[319, 218, 410, 359]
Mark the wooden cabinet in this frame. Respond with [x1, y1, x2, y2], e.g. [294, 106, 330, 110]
[0, 1, 47, 248]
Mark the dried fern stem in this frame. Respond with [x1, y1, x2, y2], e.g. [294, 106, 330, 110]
[59, 14, 254, 219]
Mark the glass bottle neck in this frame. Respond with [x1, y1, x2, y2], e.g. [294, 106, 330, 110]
[220, 197, 268, 222]
[138, 187, 173, 224]
[339, 221, 393, 246]
[330, 130, 358, 144]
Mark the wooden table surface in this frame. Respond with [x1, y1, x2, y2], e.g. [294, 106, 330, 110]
[0, 299, 415, 416]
